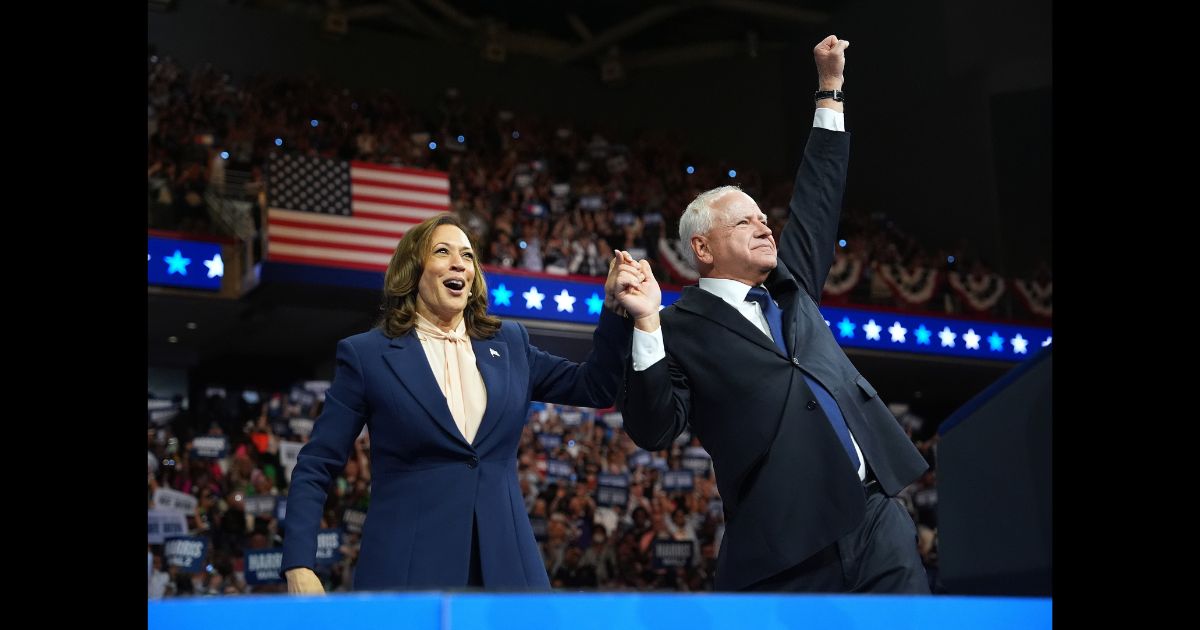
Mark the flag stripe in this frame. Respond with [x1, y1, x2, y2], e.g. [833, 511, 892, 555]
[267, 216, 410, 240]
[269, 242, 394, 267]
[351, 162, 450, 186]
[268, 226, 400, 252]
[351, 186, 451, 208]
[350, 200, 444, 221]
[350, 175, 450, 195]
[268, 208, 411, 236]
[269, 253, 391, 273]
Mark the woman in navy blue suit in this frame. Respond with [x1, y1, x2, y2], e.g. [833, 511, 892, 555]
[281, 213, 655, 592]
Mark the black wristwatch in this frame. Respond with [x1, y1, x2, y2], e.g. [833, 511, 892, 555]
[814, 89, 845, 103]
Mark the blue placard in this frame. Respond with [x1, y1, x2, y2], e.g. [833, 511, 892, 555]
[681, 451, 705, 470]
[662, 470, 695, 491]
[243, 495, 278, 517]
[343, 509, 367, 534]
[596, 485, 629, 507]
[559, 410, 584, 427]
[315, 529, 343, 566]
[537, 433, 563, 451]
[190, 436, 228, 459]
[652, 540, 694, 568]
[164, 536, 208, 573]
[546, 459, 574, 482]
[148, 509, 188, 544]
[597, 473, 629, 488]
[148, 236, 225, 291]
[243, 549, 284, 585]
[628, 450, 652, 470]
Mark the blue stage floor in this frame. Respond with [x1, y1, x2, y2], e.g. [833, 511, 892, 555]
[149, 592, 1051, 629]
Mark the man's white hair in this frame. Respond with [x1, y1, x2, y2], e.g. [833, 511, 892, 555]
[678, 185, 743, 269]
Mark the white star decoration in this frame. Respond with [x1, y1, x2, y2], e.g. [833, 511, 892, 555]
[963, 329, 981, 350]
[938, 326, 956, 348]
[1011, 334, 1028, 354]
[553, 289, 576, 313]
[888, 321, 907, 343]
[863, 319, 882, 341]
[523, 286, 545, 310]
[1042, 336, 1052, 347]
[203, 254, 224, 279]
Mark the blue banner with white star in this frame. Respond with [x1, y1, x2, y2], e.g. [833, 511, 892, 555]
[485, 275, 681, 325]
[148, 236, 224, 291]
[259, 262, 1050, 363]
[821, 306, 1050, 362]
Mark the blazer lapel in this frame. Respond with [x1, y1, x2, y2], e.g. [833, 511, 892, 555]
[674, 286, 783, 357]
[469, 337, 510, 447]
[766, 264, 802, 357]
[382, 332, 469, 447]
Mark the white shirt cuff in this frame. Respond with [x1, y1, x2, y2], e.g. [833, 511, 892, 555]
[631, 326, 666, 371]
[814, 108, 846, 132]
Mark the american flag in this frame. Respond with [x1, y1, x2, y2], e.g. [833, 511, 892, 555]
[266, 153, 450, 271]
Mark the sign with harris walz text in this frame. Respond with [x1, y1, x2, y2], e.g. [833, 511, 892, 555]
[243, 549, 284, 585]
[596, 473, 629, 507]
[315, 529, 343, 566]
[164, 536, 208, 573]
[148, 509, 189, 544]
[652, 540, 694, 568]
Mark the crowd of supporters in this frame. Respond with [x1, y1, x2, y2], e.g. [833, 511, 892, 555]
[148, 384, 943, 596]
[148, 51, 1050, 323]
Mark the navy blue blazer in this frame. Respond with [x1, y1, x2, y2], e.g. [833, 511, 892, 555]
[282, 308, 632, 590]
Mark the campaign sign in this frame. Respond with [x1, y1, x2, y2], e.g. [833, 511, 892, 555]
[148, 509, 188, 544]
[279, 441, 304, 481]
[662, 470, 695, 492]
[243, 549, 284, 585]
[596, 485, 629, 507]
[164, 536, 207, 573]
[537, 433, 563, 451]
[191, 436, 228, 459]
[652, 540, 695, 568]
[628, 450, 652, 470]
[315, 529, 343, 566]
[343, 509, 367, 534]
[546, 459, 574, 483]
[243, 495, 278, 517]
[153, 488, 198, 514]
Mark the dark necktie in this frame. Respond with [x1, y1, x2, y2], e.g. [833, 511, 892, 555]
[745, 285, 861, 471]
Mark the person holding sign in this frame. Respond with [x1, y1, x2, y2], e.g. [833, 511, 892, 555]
[282, 214, 656, 592]
[614, 36, 930, 593]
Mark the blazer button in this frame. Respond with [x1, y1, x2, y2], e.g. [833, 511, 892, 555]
[792, 357, 801, 367]
[806, 400, 818, 410]
[468, 456, 479, 469]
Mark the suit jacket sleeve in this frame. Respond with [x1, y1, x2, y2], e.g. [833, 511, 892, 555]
[776, 127, 851, 302]
[281, 338, 368, 573]
[524, 306, 633, 408]
[618, 345, 692, 452]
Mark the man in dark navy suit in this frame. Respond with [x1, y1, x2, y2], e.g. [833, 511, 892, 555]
[613, 35, 930, 593]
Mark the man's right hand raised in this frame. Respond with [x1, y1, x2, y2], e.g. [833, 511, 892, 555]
[813, 35, 849, 90]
